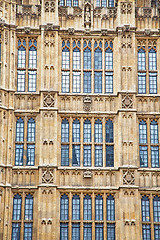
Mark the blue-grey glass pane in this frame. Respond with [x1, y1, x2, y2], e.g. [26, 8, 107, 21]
[95, 195, 103, 220]
[107, 224, 115, 240]
[140, 146, 148, 167]
[139, 121, 147, 144]
[149, 72, 157, 94]
[106, 120, 113, 143]
[83, 224, 92, 240]
[62, 71, 70, 93]
[142, 224, 151, 240]
[96, 0, 101, 7]
[84, 120, 91, 142]
[149, 49, 157, 70]
[72, 145, 80, 166]
[150, 121, 158, 144]
[107, 195, 115, 221]
[138, 49, 146, 70]
[84, 195, 92, 220]
[102, 0, 107, 7]
[17, 70, 25, 92]
[66, 0, 71, 6]
[138, 73, 146, 94]
[15, 144, 24, 166]
[27, 119, 35, 142]
[28, 71, 36, 92]
[154, 225, 160, 240]
[29, 47, 37, 68]
[61, 145, 69, 166]
[25, 195, 33, 220]
[61, 120, 69, 142]
[60, 195, 69, 220]
[106, 145, 114, 167]
[12, 223, 21, 240]
[94, 72, 102, 93]
[13, 195, 22, 220]
[95, 145, 103, 167]
[72, 223, 80, 240]
[73, 120, 80, 142]
[94, 48, 102, 70]
[83, 72, 91, 93]
[95, 224, 104, 240]
[73, 48, 80, 70]
[27, 144, 35, 166]
[60, 223, 68, 240]
[62, 48, 70, 69]
[95, 120, 102, 143]
[16, 119, 24, 142]
[151, 146, 159, 168]
[73, 72, 81, 93]
[142, 196, 150, 222]
[73, 0, 79, 7]
[72, 195, 80, 220]
[84, 48, 91, 69]
[18, 47, 26, 68]
[24, 223, 32, 240]
[83, 145, 91, 167]
[153, 196, 160, 222]
[59, 0, 64, 6]
[109, 0, 114, 7]
[105, 49, 113, 69]
[105, 72, 113, 93]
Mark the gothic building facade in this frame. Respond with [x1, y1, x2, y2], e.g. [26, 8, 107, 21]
[0, 0, 160, 239]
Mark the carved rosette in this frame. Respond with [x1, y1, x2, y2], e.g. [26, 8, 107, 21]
[42, 169, 54, 184]
[43, 93, 55, 108]
[83, 96, 92, 112]
[123, 170, 135, 185]
[122, 94, 133, 109]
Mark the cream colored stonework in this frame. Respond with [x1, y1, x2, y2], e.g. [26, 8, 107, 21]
[0, 0, 160, 239]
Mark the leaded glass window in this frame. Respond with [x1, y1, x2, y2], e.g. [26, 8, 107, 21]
[139, 120, 147, 144]
[60, 223, 68, 240]
[72, 223, 80, 240]
[84, 195, 92, 220]
[60, 195, 69, 220]
[138, 48, 146, 70]
[107, 195, 115, 221]
[83, 223, 92, 240]
[72, 195, 80, 220]
[95, 195, 103, 220]
[95, 224, 104, 240]
[142, 196, 150, 222]
[61, 119, 69, 143]
[25, 195, 33, 221]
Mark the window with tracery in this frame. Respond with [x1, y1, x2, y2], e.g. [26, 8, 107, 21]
[137, 40, 157, 94]
[59, 0, 79, 7]
[17, 38, 37, 92]
[61, 39, 114, 94]
[96, 0, 114, 7]
[141, 195, 160, 240]
[61, 118, 114, 167]
[15, 118, 36, 166]
[139, 119, 159, 168]
[60, 193, 116, 240]
[12, 194, 34, 240]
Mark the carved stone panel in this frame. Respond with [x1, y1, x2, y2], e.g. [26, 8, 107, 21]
[123, 170, 135, 185]
[43, 93, 55, 108]
[122, 94, 133, 109]
[42, 168, 54, 184]
[83, 96, 92, 112]
[121, 2, 132, 14]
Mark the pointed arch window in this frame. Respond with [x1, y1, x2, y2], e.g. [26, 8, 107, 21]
[141, 196, 151, 240]
[107, 195, 115, 240]
[105, 42, 113, 93]
[95, 195, 103, 220]
[106, 120, 114, 167]
[139, 120, 148, 168]
[60, 194, 69, 220]
[72, 195, 80, 220]
[72, 119, 80, 166]
[84, 195, 92, 220]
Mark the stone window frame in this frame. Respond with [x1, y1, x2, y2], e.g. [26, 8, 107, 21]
[60, 116, 114, 168]
[139, 118, 160, 168]
[61, 38, 114, 94]
[59, 0, 79, 7]
[59, 191, 116, 240]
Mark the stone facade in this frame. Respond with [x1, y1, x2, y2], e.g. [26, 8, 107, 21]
[0, 0, 160, 239]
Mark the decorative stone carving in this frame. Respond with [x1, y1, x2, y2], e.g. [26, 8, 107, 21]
[121, 34, 132, 48]
[143, 8, 152, 18]
[68, 28, 74, 35]
[45, 23, 57, 31]
[83, 170, 92, 178]
[43, 93, 55, 108]
[45, 0, 55, 13]
[84, 1, 91, 29]
[93, 8, 101, 18]
[24, 27, 31, 34]
[144, 29, 151, 36]
[42, 168, 54, 184]
[124, 219, 136, 226]
[122, 94, 133, 109]
[83, 96, 92, 112]
[121, 2, 132, 14]
[123, 170, 135, 185]
[5, 31, 8, 45]
[74, 7, 82, 17]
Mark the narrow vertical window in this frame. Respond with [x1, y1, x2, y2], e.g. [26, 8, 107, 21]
[150, 121, 159, 167]
[59, 0, 64, 6]
[83, 120, 91, 166]
[107, 195, 115, 240]
[73, 0, 79, 7]
[15, 118, 24, 166]
[84, 195, 92, 220]
[105, 42, 113, 93]
[60, 223, 68, 240]
[72, 119, 80, 166]
[95, 120, 103, 166]
[142, 196, 151, 240]
[66, 0, 72, 7]
[61, 119, 69, 166]
[72, 223, 80, 240]
[12, 194, 22, 240]
[138, 48, 146, 71]
[108, 0, 114, 7]
[139, 120, 148, 167]
[60, 194, 69, 220]
[83, 223, 92, 240]
[62, 41, 70, 93]
[27, 119, 35, 166]
[153, 196, 160, 240]
[73, 41, 81, 93]
[149, 48, 157, 71]
[138, 47, 146, 94]
[95, 195, 103, 220]
[96, 0, 101, 7]
[95, 224, 104, 240]
[149, 72, 157, 94]
[72, 195, 80, 220]
[84, 41, 91, 93]
[102, 0, 107, 7]
[106, 120, 114, 167]
[24, 195, 33, 240]
[61, 119, 69, 143]
[138, 72, 146, 94]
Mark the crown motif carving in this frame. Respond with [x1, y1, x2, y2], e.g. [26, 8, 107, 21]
[83, 170, 92, 178]
[83, 96, 92, 112]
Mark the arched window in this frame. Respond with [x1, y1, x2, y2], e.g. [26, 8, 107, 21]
[94, 42, 102, 70]
[106, 120, 113, 143]
[150, 120, 158, 144]
[60, 194, 69, 220]
[153, 196, 160, 222]
[27, 118, 35, 142]
[73, 119, 80, 142]
[138, 48, 146, 71]
[62, 41, 70, 69]
[15, 118, 24, 166]
[16, 118, 24, 142]
[107, 195, 115, 221]
[13, 194, 22, 221]
[141, 196, 150, 222]
[105, 42, 113, 93]
[105, 47, 113, 70]
[29, 40, 37, 69]
[84, 195, 92, 220]
[25, 194, 33, 221]
[95, 195, 103, 220]
[149, 48, 157, 71]
[73, 43, 81, 70]
[18, 45, 26, 69]
[61, 119, 69, 143]
[84, 119, 91, 142]
[139, 120, 147, 144]
[83, 42, 91, 70]
[72, 119, 80, 166]
[72, 195, 80, 220]
[95, 119, 102, 143]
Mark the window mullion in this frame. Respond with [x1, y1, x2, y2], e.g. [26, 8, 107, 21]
[148, 120, 151, 168]
[23, 118, 28, 166]
[150, 194, 154, 240]
[26, 38, 29, 92]
[91, 39, 94, 94]
[70, 39, 72, 93]
[146, 42, 149, 94]
[20, 194, 25, 240]
[68, 193, 72, 239]
[91, 117, 94, 167]
[69, 117, 72, 167]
